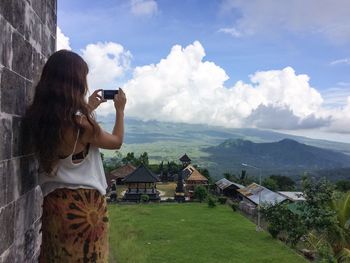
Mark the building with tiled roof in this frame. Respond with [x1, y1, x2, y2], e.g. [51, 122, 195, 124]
[107, 164, 136, 186]
[183, 164, 208, 199]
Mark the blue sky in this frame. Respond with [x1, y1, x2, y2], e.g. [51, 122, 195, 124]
[57, 0, 350, 142]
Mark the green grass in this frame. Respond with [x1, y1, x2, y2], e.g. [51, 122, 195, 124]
[108, 203, 307, 263]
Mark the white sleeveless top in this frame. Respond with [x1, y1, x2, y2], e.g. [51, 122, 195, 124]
[39, 117, 108, 196]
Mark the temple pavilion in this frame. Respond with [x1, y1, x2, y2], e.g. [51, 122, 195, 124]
[122, 164, 160, 202]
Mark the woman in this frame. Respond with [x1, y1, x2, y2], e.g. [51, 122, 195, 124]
[25, 50, 126, 262]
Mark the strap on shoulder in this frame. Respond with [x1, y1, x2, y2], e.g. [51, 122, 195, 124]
[71, 114, 84, 155]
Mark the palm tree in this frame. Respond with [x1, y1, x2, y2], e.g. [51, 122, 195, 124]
[330, 192, 350, 262]
[305, 192, 350, 262]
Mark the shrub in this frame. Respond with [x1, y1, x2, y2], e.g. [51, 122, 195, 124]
[194, 186, 208, 202]
[141, 194, 150, 203]
[267, 225, 280, 239]
[231, 203, 238, 212]
[207, 196, 216, 208]
[218, 197, 227, 204]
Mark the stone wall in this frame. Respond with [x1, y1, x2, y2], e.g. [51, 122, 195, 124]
[0, 0, 56, 262]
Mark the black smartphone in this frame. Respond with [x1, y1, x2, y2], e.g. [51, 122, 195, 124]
[102, 89, 119, 100]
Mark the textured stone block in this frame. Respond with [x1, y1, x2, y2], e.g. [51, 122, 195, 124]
[41, 24, 56, 57]
[14, 188, 42, 262]
[12, 31, 33, 80]
[15, 189, 37, 240]
[0, 202, 15, 255]
[17, 155, 38, 196]
[0, 161, 7, 208]
[0, 0, 25, 34]
[12, 116, 24, 157]
[32, 50, 45, 84]
[0, 117, 12, 160]
[25, 80, 35, 108]
[12, 115, 34, 158]
[45, 1, 56, 36]
[0, 16, 13, 69]
[24, 3, 42, 54]
[0, 159, 15, 207]
[0, 67, 26, 115]
[0, 244, 15, 263]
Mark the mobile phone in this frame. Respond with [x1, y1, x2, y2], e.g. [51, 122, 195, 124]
[102, 90, 119, 100]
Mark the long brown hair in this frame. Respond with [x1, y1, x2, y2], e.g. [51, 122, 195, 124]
[25, 50, 100, 173]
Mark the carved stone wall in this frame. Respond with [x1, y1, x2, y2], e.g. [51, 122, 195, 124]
[0, 0, 56, 262]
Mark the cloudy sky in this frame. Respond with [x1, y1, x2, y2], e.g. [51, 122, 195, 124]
[57, 0, 350, 143]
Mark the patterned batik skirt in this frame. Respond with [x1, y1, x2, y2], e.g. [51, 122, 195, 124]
[39, 188, 109, 263]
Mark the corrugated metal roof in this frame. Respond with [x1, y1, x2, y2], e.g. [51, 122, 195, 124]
[238, 183, 286, 205]
[215, 178, 244, 190]
[278, 191, 305, 201]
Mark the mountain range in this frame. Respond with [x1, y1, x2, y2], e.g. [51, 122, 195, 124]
[98, 115, 350, 180]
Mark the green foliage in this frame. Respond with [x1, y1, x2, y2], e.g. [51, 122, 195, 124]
[207, 195, 217, 208]
[194, 186, 208, 202]
[261, 202, 306, 247]
[336, 180, 350, 192]
[231, 202, 239, 212]
[262, 175, 296, 191]
[262, 177, 278, 191]
[122, 152, 150, 167]
[218, 197, 227, 205]
[267, 225, 280, 239]
[300, 177, 336, 232]
[223, 172, 235, 181]
[102, 151, 123, 173]
[166, 161, 182, 174]
[141, 194, 150, 203]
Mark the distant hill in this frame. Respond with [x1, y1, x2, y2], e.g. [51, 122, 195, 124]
[204, 138, 350, 179]
[98, 115, 350, 179]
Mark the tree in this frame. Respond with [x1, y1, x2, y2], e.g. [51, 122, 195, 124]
[122, 152, 138, 165]
[262, 177, 278, 191]
[335, 180, 350, 192]
[223, 172, 234, 181]
[300, 177, 336, 232]
[270, 175, 295, 191]
[194, 186, 208, 202]
[261, 203, 306, 246]
[139, 152, 149, 166]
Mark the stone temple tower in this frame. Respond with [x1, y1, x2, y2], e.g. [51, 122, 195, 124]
[0, 1, 57, 261]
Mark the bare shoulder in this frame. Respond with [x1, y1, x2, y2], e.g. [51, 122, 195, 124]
[74, 115, 95, 142]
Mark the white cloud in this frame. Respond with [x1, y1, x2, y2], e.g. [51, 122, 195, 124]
[85, 40, 349, 133]
[120, 41, 329, 130]
[326, 97, 350, 133]
[81, 42, 132, 115]
[219, 0, 350, 44]
[56, 27, 71, 51]
[330, 58, 350, 66]
[218, 27, 242, 37]
[130, 0, 158, 17]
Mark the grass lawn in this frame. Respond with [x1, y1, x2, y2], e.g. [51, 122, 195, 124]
[108, 203, 307, 263]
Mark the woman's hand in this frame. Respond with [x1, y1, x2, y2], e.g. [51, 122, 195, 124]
[114, 88, 126, 113]
[88, 89, 106, 112]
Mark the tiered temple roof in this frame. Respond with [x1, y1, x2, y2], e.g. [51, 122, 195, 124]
[123, 164, 160, 183]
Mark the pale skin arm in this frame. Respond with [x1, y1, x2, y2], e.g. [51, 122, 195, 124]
[81, 88, 126, 150]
